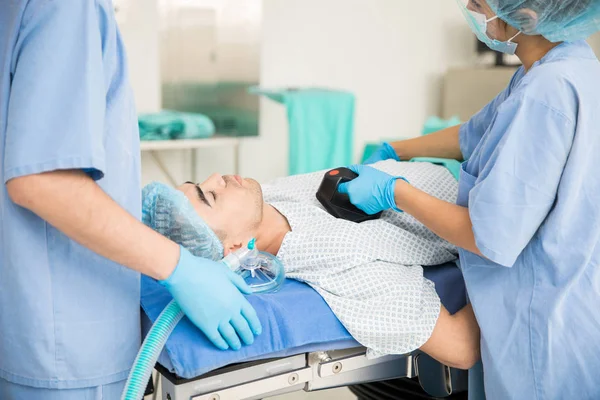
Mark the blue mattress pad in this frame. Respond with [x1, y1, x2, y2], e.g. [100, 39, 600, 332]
[141, 262, 466, 379]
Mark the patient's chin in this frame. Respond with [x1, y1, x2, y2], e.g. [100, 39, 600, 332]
[245, 177, 261, 191]
[246, 178, 264, 203]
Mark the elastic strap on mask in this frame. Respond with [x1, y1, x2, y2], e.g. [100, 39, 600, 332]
[487, 14, 522, 44]
[508, 31, 521, 43]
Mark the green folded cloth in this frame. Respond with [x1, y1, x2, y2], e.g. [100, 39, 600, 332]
[138, 110, 216, 141]
[251, 87, 355, 175]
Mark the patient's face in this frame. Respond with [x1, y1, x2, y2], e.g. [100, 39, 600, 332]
[178, 174, 264, 253]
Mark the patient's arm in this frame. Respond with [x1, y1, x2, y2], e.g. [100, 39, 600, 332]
[419, 304, 480, 370]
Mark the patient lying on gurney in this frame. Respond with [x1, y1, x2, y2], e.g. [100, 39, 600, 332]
[154, 160, 479, 370]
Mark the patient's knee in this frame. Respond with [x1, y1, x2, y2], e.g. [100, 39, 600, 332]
[455, 346, 480, 370]
[419, 304, 480, 370]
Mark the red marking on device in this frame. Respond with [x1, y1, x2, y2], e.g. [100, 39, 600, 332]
[329, 170, 340, 176]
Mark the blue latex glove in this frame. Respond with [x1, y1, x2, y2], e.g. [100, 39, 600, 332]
[160, 246, 262, 351]
[338, 165, 407, 215]
[364, 142, 400, 165]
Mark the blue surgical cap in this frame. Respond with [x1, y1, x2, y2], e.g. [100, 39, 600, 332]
[488, 0, 600, 42]
[142, 182, 224, 261]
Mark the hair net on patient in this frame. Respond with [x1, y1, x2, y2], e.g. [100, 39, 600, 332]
[487, 0, 600, 42]
[142, 182, 224, 261]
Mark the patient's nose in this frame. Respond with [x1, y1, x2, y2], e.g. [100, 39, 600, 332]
[207, 173, 226, 188]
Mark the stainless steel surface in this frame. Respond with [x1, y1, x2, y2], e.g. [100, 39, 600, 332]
[309, 349, 414, 391]
[158, 348, 419, 399]
[193, 368, 312, 400]
[316, 350, 412, 379]
[161, 354, 307, 400]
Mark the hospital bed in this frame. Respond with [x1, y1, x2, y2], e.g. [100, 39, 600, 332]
[141, 262, 469, 400]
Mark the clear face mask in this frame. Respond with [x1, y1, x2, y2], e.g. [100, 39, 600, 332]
[455, 0, 521, 56]
[222, 239, 286, 294]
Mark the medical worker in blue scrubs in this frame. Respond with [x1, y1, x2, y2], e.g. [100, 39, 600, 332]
[342, 0, 600, 399]
[0, 1, 261, 398]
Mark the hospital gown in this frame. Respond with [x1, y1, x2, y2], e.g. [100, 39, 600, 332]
[262, 160, 459, 356]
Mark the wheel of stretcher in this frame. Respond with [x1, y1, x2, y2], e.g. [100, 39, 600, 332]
[348, 377, 468, 400]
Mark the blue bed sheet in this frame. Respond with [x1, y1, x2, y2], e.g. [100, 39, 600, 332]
[141, 262, 466, 379]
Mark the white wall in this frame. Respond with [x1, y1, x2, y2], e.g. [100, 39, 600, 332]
[130, 1, 475, 186]
[118, 0, 184, 186]
[240, 0, 474, 183]
[118, 0, 162, 113]
[134, 2, 600, 186]
[244, 5, 600, 184]
[590, 32, 600, 57]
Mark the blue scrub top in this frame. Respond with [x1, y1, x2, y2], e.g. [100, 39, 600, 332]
[0, 0, 141, 389]
[458, 41, 600, 400]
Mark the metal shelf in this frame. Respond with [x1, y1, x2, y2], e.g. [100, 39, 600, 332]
[140, 136, 241, 151]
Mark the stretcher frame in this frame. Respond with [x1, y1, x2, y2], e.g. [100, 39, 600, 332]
[156, 346, 468, 400]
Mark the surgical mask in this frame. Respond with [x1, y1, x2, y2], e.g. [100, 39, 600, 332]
[456, 0, 521, 56]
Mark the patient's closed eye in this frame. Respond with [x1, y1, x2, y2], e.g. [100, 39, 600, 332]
[197, 186, 213, 207]
[185, 181, 212, 208]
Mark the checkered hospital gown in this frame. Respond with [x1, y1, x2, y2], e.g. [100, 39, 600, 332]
[261, 160, 459, 356]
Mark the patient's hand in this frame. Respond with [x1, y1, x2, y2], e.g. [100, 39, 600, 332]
[419, 304, 480, 370]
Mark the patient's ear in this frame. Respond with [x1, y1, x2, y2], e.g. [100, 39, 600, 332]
[224, 242, 243, 257]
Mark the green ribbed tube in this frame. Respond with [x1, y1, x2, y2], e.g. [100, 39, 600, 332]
[121, 243, 263, 400]
[121, 300, 184, 400]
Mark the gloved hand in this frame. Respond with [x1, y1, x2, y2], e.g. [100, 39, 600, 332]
[338, 165, 407, 215]
[363, 142, 400, 165]
[160, 246, 262, 351]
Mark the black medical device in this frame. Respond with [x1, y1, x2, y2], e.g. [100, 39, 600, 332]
[316, 168, 383, 223]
